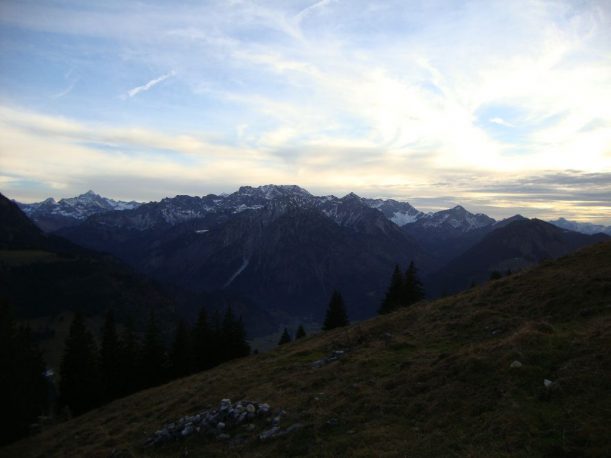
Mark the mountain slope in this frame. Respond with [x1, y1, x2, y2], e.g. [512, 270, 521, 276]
[0, 193, 50, 249]
[5, 241, 611, 457]
[0, 192, 176, 370]
[426, 218, 609, 295]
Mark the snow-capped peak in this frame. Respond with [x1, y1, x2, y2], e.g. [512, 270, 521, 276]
[18, 191, 141, 221]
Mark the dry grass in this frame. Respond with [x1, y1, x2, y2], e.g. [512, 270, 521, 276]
[3, 242, 611, 458]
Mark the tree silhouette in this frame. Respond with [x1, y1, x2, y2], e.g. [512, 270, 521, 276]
[403, 261, 425, 305]
[140, 310, 166, 388]
[192, 307, 213, 371]
[278, 328, 291, 345]
[295, 325, 306, 339]
[222, 307, 250, 360]
[170, 319, 191, 378]
[119, 316, 140, 395]
[0, 301, 46, 445]
[379, 264, 404, 314]
[489, 270, 502, 280]
[323, 290, 349, 330]
[59, 312, 101, 415]
[99, 310, 121, 402]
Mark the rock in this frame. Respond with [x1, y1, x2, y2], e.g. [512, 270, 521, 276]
[217, 422, 226, 430]
[311, 359, 325, 368]
[286, 423, 303, 433]
[181, 425, 194, 437]
[258, 403, 270, 414]
[259, 426, 281, 441]
[217, 433, 231, 441]
[246, 403, 256, 414]
[510, 360, 523, 368]
[544, 379, 553, 389]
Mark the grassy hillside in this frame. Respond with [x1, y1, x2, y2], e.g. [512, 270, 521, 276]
[3, 242, 611, 458]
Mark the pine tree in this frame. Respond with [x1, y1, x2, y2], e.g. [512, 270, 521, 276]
[323, 290, 349, 330]
[379, 264, 404, 314]
[59, 312, 101, 416]
[403, 261, 425, 305]
[222, 307, 250, 360]
[170, 319, 191, 378]
[99, 310, 121, 402]
[278, 328, 291, 345]
[192, 307, 212, 371]
[0, 301, 47, 445]
[140, 310, 166, 388]
[489, 270, 502, 280]
[295, 325, 306, 339]
[208, 309, 223, 367]
[119, 316, 140, 395]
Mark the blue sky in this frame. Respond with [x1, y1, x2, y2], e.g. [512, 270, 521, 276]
[0, 0, 610, 223]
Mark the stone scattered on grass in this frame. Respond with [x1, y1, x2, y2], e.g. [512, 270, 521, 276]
[543, 379, 553, 389]
[510, 360, 523, 368]
[143, 399, 292, 447]
[311, 350, 347, 368]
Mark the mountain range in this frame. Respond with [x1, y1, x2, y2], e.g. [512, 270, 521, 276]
[11, 186, 608, 334]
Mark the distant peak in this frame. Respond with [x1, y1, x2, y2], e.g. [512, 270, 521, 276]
[342, 192, 361, 200]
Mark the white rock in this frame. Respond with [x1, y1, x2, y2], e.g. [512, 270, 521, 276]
[510, 360, 523, 368]
[544, 379, 553, 388]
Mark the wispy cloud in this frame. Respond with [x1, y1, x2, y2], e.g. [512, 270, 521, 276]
[489, 117, 514, 127]
[124, 71, 175, 99]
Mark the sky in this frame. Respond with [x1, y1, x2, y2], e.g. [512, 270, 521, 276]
[0, 0, 610, 223]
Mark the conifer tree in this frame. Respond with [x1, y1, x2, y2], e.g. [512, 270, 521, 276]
[278, 328, 291, 345]
[295, 325, 306, 339]
[379, 264, 404, 314]
[222, 307, 250, 360]
[489, 270, 502, 280]
[0, 301, 47, 445]
[59, 312, 101, 415]
[119, 317, 140, 395]
[170, 319, 191, 378]
[140, 310, 166, 388]
[403, 261, 425, 305]
[323, 290, 349, 330]
[208, 309, 223, 367]
[99, 310, 121, 402]
[192, 307, 212, 371]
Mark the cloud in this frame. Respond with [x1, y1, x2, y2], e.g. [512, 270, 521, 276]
[124, 71, 175, 99]
[489, 117, 514, 127]
[0, 1, 610, 223]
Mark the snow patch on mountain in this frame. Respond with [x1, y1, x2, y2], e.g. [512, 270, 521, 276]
[390, 211, 420, 226]
[224, 258, 250, 288]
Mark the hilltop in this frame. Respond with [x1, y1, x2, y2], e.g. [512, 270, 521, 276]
[3, 241, 610, 457]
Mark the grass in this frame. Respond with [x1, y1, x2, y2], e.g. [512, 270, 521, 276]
[3, 241, 611, 457]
